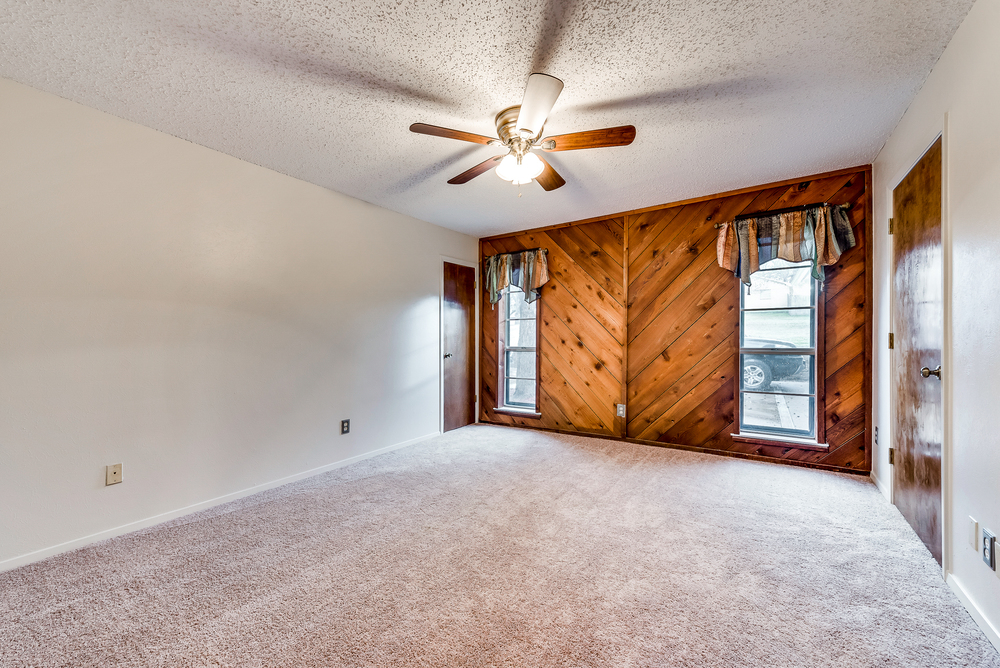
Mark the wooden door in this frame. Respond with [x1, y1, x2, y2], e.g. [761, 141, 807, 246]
[892, 137, 943, 565]
[443, 262, 476, 432]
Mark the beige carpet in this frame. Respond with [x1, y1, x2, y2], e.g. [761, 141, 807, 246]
[2, 425, 998, 667]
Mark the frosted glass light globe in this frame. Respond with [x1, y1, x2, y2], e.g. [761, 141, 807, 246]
[520, 152, 544, 178]
[496, 152, 545, 184]
[495, 154, 519, 181]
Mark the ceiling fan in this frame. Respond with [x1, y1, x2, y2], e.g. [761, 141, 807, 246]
[410, 73, 636, 191]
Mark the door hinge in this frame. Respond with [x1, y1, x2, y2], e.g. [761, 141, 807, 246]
[888, 333, 894, 349]
[888, 447, 895, 465]
[888, 217, 894, 234]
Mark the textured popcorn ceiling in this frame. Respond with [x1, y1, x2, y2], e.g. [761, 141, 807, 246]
[0, 0, 974, 236]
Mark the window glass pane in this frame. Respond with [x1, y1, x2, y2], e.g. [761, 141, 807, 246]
[506, 287, 522, 318]
[740, 393, 815, 438]
[743, 266, 814, 310]
[506, 379, 536, 407]
[507, 318, 536, 349]
[741, 354, 814, 394]
[507, 287, 535, 319]
[505, 351, 536, 379]
[742, 310, 814, 349]
[501, 286, 537, 411]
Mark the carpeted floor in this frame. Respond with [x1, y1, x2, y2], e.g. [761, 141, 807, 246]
[2, 425, 998, 667]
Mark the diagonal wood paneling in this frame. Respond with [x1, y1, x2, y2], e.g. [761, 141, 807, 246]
[631, 333, 737, 441]
[628, 193, 759, 330]
[628, 289, 739, 420]
[628, 250, 737, 382]
[480, 167, 872, 473]
[480, 221, 625, 437]
[628, 170, 871, 470]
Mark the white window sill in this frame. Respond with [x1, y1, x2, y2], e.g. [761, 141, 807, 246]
[732, 432, 829, 451]
[496, 407, 541, 419]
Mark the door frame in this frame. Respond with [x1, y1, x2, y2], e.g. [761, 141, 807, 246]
[886, 119, 952, 577]
[439, 256, 480, 434]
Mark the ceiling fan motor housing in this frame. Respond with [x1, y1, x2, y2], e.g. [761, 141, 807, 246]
[495, 106, 522, 144]
[495, 105, 540, 162]
[496, 104, 544, 146]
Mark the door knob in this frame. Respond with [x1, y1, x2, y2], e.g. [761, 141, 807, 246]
[444, 353, 453, 359]
[920, 365, 942, 379]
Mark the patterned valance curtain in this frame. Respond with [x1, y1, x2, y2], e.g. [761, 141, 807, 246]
[483, 249, 549, 306]
[716, 204, 856, 285]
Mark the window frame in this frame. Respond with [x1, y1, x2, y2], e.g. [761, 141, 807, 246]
[496, 286, 541, 417]
[732, 260, 827, 449]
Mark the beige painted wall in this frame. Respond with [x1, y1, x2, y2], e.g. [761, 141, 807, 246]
[873, 0, 1000, 649]
[0, 78, 477, 567]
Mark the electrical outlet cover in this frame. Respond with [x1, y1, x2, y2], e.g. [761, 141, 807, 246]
[341, 419, 350, 435]
[984, 528, 996, 571]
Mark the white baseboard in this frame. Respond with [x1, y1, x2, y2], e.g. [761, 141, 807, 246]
[948, 573, 1000, 653]
[0, 431, 440, 573]
[871, 470, 891, 502]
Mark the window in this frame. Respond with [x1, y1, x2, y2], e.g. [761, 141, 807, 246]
[738, 258, 822, 442]
[498, 286, 538, 412]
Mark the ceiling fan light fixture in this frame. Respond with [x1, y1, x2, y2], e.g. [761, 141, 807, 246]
[411, 72, 633, 193]
[496, 152, 544, 184]
[520, 152, 544, 178]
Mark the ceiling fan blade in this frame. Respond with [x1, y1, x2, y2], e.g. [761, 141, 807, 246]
[515, 73, 564, 139]
[448, 155, 506, 184]
[541, 125, 636, 151]
[410, 123, 496, 145]
[535, 156, 566, 191]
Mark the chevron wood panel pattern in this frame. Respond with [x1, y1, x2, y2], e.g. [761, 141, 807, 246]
[627, 170, 871, 471]
[480, 166, 872, 473]
[480, 219, 626, 437]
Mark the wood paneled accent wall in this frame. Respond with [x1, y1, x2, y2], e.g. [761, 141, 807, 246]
[481, 219, 626, 435]
[480, 166, 872, 473]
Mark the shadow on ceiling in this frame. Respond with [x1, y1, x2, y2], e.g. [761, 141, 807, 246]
[568, 76, 782, 113]
[173, 26, 459, 107]
[530, 0, 577, 75]
[386, 145, 486, 195]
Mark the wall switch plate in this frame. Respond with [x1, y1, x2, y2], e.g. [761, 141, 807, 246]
[616, 404, 626, 418]
[106, 463, 122, 486]
[984, 528, 996, 571]
[341, 419, 350, 435]
[971, 517, 980, 550]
